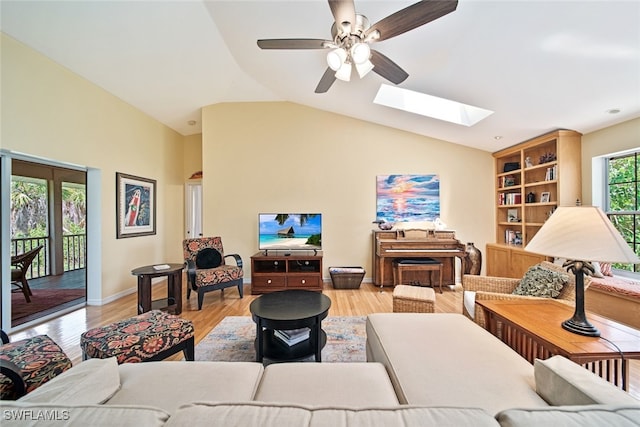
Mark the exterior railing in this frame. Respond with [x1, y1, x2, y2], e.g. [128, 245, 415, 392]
[10, 234, 86, 279]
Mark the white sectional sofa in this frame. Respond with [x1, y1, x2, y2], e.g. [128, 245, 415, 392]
[1, 313, 639, 426]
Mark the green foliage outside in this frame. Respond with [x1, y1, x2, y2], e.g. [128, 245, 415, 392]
[608, 153, 639, 273]
[11, 176, 86, 272]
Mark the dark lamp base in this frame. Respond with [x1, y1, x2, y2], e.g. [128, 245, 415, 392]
[562, 318, 600, 337]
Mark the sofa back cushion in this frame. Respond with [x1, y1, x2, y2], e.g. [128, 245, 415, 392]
[164, 402, 500, 427]
[0, 402, 169, 427]
[496, 405, 640, 427]
[19, 358, 120, 405]
[534, 356, 639, 405]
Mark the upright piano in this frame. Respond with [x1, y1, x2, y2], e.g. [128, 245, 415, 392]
[372, 230, 466, 287]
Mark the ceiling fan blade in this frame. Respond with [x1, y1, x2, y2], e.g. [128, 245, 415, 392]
[315, 67, 337, 93]
[328, 0, 357, 33]
[370, 50, 409, 84]
[365, 0, 458, 42]
[257, 39, 331, 49]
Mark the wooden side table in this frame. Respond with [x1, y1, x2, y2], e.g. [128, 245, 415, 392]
[131, 263, 184, 315]
[476, 299, 640, 391]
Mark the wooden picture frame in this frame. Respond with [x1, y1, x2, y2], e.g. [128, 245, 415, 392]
[116, 172, 156, 238]
[540, 192, 551, 203]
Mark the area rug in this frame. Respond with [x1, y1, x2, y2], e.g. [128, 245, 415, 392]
[194, 316, 366, 362]
[11, 288, 86, 324]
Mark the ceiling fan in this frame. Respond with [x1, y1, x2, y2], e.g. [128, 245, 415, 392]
[257, 0, 458, 93]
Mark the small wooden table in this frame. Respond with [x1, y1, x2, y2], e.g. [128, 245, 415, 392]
[250, 289, 331, 363]
[476, 299, 640, 391]
[131, 263, 184, 315]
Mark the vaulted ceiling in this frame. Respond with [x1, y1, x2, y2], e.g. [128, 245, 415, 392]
[2, 1, 639, 152]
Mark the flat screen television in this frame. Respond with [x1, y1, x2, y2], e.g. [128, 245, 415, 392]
[258, 213, 322, 252]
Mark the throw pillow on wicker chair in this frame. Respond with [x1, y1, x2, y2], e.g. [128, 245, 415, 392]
[512, 264, 570, 298]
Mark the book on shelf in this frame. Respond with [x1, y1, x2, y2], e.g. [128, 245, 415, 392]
[544, 165, 557, 181]
[274, 328, 310, 346]
[498, 192, 522, 206]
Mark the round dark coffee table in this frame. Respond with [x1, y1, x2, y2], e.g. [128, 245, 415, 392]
[250, 289, 331, 363]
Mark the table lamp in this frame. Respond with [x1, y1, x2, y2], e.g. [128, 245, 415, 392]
[524, 206, 639, 337]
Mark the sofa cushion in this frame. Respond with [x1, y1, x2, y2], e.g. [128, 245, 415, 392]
[0, 402, 169, 426]
[165, 402, 500, 427]
[365, 313, 548, 415]
[254, 362, 399, 407]
[496, 405, 640, 427]
[512, 265, 568, 298]
[105, 361, 263, 414]
[19, 358, 120, 405]
[534, 356, 640, 405]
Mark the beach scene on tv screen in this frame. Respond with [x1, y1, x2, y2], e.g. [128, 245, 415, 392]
[259, 214, 322, 250]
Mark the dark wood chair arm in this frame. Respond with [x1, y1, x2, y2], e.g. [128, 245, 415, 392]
[1, 329, 9, 344]
[0, 359, 27, 398]
[185, 259, 197, 286]
[225, 253, 243, 269]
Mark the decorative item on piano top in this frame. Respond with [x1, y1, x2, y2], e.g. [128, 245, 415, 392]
[372, 219, 394, 230]
[464, 242, 482, 275]
[525, 206, 640, 337]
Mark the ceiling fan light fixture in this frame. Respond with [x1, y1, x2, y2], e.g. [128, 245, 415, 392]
[327, 48, 347, 71]
[355, 59, 374, 78]
[351, 42, 371, 64]
[335, 63, 352, 81]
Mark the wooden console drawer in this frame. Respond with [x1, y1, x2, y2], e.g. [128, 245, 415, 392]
[252, 275, 286, 288]
[288, 275, 320, 288]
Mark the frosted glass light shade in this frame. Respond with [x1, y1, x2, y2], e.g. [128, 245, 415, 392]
[335, 63, 352, 81]
[351, 43, 371, 64]
[327, 48, 347, 71]
[525, 206, 639, 263]
[356, 59, 374, 78]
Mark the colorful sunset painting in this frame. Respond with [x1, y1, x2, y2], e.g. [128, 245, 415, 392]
[376, 175, 440, 223]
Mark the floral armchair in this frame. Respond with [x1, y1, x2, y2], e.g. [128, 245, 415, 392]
[462, 261, 588, 329]
[182, 237, 244, 310]
[1, 329, 72, 400]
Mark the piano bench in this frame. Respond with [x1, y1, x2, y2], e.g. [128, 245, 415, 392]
[392, 258, 443, 293]
[393, 285, 435, 313]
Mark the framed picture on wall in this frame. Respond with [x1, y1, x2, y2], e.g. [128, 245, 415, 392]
[116, 172, 156, 238]
[540, 192, 551, 203]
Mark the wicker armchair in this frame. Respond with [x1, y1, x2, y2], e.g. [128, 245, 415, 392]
[462, 261, 588, 329]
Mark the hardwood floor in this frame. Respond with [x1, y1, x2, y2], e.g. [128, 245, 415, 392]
[7, 279, 639, 400]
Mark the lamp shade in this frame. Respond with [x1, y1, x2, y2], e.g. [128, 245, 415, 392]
[327, 48, 347, 71]
[334, 62, 352, 81]
[524, 206, 639, 263]
[355, 59, 374, 78]
[351, 43, 371, 64]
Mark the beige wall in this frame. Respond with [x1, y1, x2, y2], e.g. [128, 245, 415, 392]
[202, 102, 495, 280]
[183, 133, 203, 181]
[1, 34, 185, 301]
[581, 117, 640, 205]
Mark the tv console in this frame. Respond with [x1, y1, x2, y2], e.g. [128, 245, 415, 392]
[250, 252, 323, 295]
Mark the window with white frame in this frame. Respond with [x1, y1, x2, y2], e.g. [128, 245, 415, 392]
[606, 150, 639, 273]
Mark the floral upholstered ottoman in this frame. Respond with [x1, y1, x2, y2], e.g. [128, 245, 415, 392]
[80, 310, 195, 364]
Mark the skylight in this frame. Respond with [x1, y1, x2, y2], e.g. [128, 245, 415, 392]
[373, 84, 494, 127]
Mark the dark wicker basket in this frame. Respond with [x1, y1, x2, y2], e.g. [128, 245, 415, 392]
[329, 267, 365, 289]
